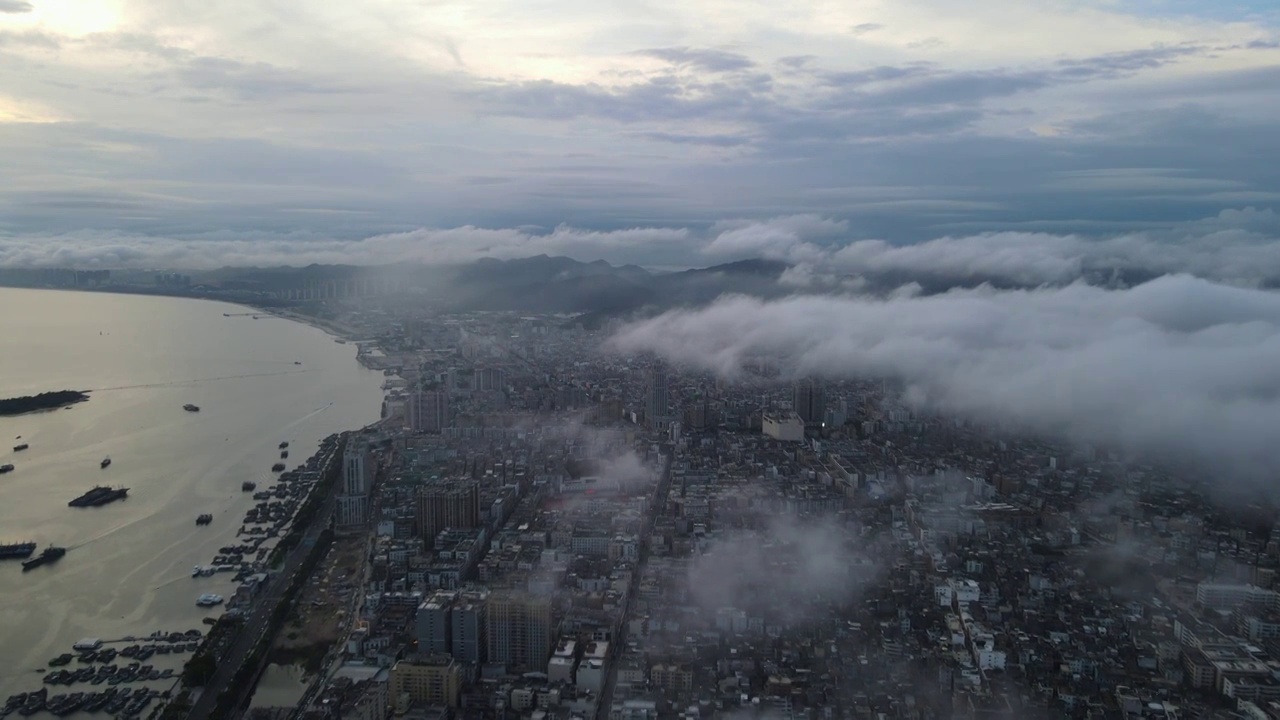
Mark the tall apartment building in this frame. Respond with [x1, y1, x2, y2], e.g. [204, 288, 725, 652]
[337, 444, 374, 528]
[390, 655, 461, 708]
[792, 378, 827, 427]
[408, 389, 450, 434]
[645, 367, 669, 429]
[451, 591, 488, 665]
[414, 589, 489, 666]
[486, 592, 554, 673]
[343, 445, 374, 495]
[415, 480, 480, 549]
[417, 591, 456, 655]
[476, 367, 504, 392]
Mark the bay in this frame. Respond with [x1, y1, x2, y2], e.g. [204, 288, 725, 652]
[0, 287, 383, 696]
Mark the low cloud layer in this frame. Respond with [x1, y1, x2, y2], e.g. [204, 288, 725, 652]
[609, 275, 1280, 484]
[0, 225, 690, 270]
[687, 515, 877, 625]
[709, 208, 1280, 289]
[4, 209, 1280, 290]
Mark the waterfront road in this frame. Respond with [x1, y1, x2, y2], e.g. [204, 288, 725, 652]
[185, 490, 337, 720]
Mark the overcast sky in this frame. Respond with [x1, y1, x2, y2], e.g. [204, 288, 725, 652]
[1, 0, 1278, 267]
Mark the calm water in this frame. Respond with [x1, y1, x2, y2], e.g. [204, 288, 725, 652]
[0, 288, 382, 696]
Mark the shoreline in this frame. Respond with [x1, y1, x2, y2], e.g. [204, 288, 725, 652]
[0, 288, 385, 704]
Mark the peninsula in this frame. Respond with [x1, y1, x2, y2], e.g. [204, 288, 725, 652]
[0, 390, 89, 416]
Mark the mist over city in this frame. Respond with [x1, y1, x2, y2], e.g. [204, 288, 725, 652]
[2, 0, 1280, 719]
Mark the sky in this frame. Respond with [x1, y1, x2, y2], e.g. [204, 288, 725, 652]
[1, 0, 1279, 268]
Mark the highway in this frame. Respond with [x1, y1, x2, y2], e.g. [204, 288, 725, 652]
[185, 463, 340, 720]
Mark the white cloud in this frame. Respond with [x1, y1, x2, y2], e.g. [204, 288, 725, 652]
[703, 214, 846, 262]
[608, 275, 1280, 483]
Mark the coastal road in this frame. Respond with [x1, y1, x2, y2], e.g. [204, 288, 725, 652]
[186, 478, 338, 720]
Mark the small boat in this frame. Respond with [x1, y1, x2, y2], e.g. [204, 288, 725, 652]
[22, 546, 66, 571]
[13, 443, 28, 451]
[241, 481, 256, 492]
[280, 450, 288, 459]
[293, 361, 302, 365]
[0, 464, 13, 474]
[100, 458, 111, 468]
[271, 463, 286, 472]
[278, 441, 289, 449]
[183, 404, 200, 412]
[196, 593, 223, 607]
[195, 514, 213, 526]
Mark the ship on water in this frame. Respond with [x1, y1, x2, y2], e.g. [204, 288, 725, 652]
[0, 541, 37, 559]
[183, 404, 200, 412]
[100, 457, 111, 468]
[68, 486, 129, 508]
[0, 463, 13, 474]
[22, 546, 66, 571]
[271, 462, 286, 472]
[13, 443, 28, 451]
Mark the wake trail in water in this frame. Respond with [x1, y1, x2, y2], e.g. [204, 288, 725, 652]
[69, 511, 161, 550]
[280, 403, 334, 433]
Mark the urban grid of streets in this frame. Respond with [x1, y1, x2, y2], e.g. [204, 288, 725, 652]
[161, 302, 1280, 720]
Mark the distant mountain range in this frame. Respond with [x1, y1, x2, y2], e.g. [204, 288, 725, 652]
[0, 253, 1178, 324]
[192, 255, 795, 324]
[443, 255, 792, 319]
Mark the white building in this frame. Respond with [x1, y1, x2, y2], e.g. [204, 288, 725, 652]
[576, 641, 608, 694]
[1197, 583, 1280, 612]
[936, 578, 981, 607]
[762, 413, 804, 442]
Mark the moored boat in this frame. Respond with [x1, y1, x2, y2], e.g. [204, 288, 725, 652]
[68, 486, 129, 508]
[0, 541, 36, 559]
